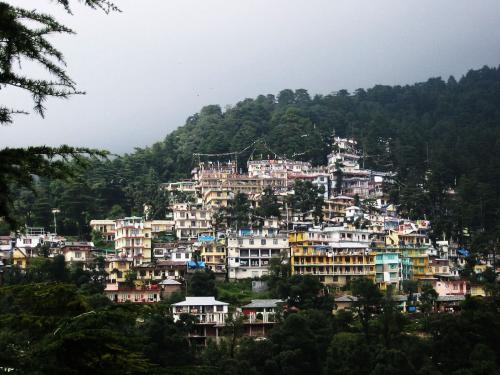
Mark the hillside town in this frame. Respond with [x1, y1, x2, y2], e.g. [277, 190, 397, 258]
[1, 137, 496, 345]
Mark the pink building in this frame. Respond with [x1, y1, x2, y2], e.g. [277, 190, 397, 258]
[432, 279, 468, 296]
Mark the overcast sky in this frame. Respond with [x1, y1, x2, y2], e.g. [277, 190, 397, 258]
[2, 0, 500, 154]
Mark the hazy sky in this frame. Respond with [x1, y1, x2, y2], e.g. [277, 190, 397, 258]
[2, 0, 500, 154]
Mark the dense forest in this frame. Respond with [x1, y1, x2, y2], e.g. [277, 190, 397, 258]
[8, 65, 500, 251]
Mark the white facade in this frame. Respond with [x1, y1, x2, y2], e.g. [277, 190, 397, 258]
[227, 231, 289, 280]
[114, 217, 152, 265]
[172, 203, 212, 240]
[247, 159, 311, 178]
[172, 297, 229, 325]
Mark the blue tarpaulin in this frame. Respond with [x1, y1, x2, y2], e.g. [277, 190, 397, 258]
[198, 235, 215, 242]
[187, 260, 206, 269]
[457, 248, 470, 257]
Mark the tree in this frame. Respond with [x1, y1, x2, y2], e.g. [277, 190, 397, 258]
[142, 310, 192, 367]
[290, 180, 324, 222]
[351, 277, 383, 340]
[419, 284, 438, 315]
[188, 269, 218, 297]
[255, 186, 281, 220]
[228, 192, 251, 230]
[1, 1, 117, 228]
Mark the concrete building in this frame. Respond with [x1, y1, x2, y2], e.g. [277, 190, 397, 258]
[199, 238, 227, 275]
[172, 296, 229, 346]
[227, 230, 288, 280]
[241, 299, 283, 337]
[172, 203, 212, 240]
[375, 252, 402, 290]
[89, 219, 116, 241]
[60, 242, 93, 264]
[105, 255, 133, 284]
[115, 217, 152, 265]
[104, 284, 161, 304]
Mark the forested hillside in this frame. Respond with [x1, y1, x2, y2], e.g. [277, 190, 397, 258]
[9, 65, 500, 249]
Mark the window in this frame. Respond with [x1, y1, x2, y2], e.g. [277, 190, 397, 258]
[74, 251, 82, 259]
[261, 239, 266, 245]
[249, 239, 254, 245]
[273, 239, 278, 245]
[176, 253, 181, 259]
[216, 305, 224, 312]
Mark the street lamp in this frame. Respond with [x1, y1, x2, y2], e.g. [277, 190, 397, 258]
[51, 208, 60, 235]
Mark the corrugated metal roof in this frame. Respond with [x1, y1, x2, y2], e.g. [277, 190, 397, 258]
[173, 296, 228, 306]
[242, 299, 284, 308]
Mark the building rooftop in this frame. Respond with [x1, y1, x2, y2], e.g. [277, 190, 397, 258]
[173, 296, 229, 306]
[436, 295, 466, 302]
[334, 295, 358, 302]
[242, 299, 284, 309]
[159, 279, 182, 285]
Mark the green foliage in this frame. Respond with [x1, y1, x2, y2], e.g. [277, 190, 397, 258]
[188, 269, 218, 298]
[255, 186, 281, 221]
[227, 192, 251, 229]
[216, 279, 269, 306]
[289, 180, 325, 223]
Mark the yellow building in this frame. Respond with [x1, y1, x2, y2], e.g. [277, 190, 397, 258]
[90, 219, 116, 241]
[200, 239, 227, 274]
[105, 256, 133, 284]
[12, 248, 29, 269]
[202, 188, 232, 209]
[401, 247, 433, 280]
[289, 231, 375, 286]
[115, 217, 152, 266]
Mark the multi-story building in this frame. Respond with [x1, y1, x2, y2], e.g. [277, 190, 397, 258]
[199, 239, 227, 274]
[202, 188, 232, 209]
[247, 159, 311, 178]
[287, 171, 330, 198]
[89, 219, 116, 241]
[290, 242, 375, 286]
[104, 284, 161, 303]
[375, 252, 402, 290]
[115, 217, 152, 265]
[0, 235, 13, 261]
[241, 299, 284, 337]
[60, 242, 94, 264]
[172, 296, 229, 346]
[172, 203, 212, 240]
[401, 247, 433, 280]
[289, 226, 376, 286]
[324, 195, 355, 223]
[227, 229, 288, 280]
[105, 255, 133, 284]
[15, 227, 46, 253]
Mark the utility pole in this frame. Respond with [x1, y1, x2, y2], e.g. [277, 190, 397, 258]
[51, 208, 60, 235]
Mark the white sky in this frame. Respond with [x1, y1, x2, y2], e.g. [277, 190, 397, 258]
[1, 0, 500, 154]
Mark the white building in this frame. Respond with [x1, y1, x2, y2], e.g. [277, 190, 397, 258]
[247, 159, 311, 178]
[227, 230, 289, 280]
[172, 203, 212, 240]
[115, 217, 152, 265]
[172, 296, 229, 325]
